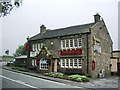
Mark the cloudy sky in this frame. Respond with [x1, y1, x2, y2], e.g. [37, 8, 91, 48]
[0, 0, 119, 56]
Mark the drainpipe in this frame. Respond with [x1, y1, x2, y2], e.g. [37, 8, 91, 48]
[86, 33, 89, 74]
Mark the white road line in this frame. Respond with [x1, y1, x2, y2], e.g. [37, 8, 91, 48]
[0, 75, 38, 89]
[3, 69, 82, 88]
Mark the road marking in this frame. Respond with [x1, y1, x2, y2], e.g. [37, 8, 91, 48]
[3, 69, 83, 88]
[0, 75, 38, 89]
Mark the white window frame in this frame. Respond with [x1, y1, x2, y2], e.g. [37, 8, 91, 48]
[32, 59, 35, 66]
[78, 38, 82, 48]
[32, 44, 35, 51]
[61, 59, 65, 67]
[73, 58, 78, 68]
[61, 40, 65, 49]
[78, 58, 82, 68]
[69, 39, 73, 48]
[35, 60, 37, 66]
[38, 43, 40, 51]
[40, 59, 48, 70]
[66, 39, 69, 49]
[41, 43, 43, 48]
[74, 39, 78, 48]
[69, 59, 73, 68]
[65, 59, 69, 68]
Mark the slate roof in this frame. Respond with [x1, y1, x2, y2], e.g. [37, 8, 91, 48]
[28, 22, 95, 41]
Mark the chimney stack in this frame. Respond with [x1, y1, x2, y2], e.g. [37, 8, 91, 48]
[40, 25, 46, 34]
[94, 13, 101, 23]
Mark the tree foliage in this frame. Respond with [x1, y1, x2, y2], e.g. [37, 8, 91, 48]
[0, 0, 23, 17]
[13, 44, 26, 57]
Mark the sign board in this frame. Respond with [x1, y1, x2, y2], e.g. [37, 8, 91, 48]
[26, 43, 30, 51]
[60, 49, 82, 56]
[94, 45, 101, 53]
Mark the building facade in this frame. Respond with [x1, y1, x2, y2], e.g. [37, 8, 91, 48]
[26, 14, 113, 78]
[110, 51, 120, 75]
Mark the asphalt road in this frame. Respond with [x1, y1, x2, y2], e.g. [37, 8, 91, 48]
[1, 68, 83, 89]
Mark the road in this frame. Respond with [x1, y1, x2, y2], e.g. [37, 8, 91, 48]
[0, 64, 83, 89]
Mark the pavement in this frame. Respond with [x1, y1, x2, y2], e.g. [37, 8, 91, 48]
[2, 66, 119, 89]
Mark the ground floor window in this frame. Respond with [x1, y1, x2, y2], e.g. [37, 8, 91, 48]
[32, 59, 35, 66]
[61, 58, 82, 68]
[40, 59, 48, 70]
[32, 59, 37, 66]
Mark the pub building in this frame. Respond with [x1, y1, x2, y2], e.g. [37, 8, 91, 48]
[26, 14, 113, 78]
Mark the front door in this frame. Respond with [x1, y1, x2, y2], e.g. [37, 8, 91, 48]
[52, 59, 57, 72]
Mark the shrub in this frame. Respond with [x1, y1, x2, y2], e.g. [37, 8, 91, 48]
[68, 74, 89, 82]
[43, 72, 65, 78]
[43, 73, 90, 82]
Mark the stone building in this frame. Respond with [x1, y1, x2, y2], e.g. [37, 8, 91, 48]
[26, 14, 113, 78]
[110, 51, 120, 75]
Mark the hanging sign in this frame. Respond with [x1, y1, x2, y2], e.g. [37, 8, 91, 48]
[26, 43, 30, 51]
[92, 60, 95, 70]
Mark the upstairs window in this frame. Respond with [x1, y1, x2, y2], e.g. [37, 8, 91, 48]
[61, 40, 65, 49]
[61, 38, 82, 49]
[78, 39, 82, 47]
[74, 39, 78, 47]
[70, 39, 73, 48]
[66, 40, 69, 48]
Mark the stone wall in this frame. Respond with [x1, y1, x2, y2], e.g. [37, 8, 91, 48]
[89, 20, 113, 78]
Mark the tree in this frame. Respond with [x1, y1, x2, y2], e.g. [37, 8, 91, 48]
[0, 0, 23, 17]
[13, 44, 26, 57]
[5, 49, 9, 55]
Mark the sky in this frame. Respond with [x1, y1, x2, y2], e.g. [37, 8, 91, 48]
[0, 0, 119, 56]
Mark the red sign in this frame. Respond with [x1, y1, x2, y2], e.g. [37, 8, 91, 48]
[92, 60, 95, 70]
[60, 49, 82, 56]
[26, 43, 30, 51]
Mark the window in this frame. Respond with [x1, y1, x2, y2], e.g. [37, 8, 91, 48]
[69, 59, 73, 67]
[38, 43, 40, 50]
[32, 44, 35, 51]
[61, 58, 82, 68]
[65, 59, 69, 67]
[61, 38, 82, 49]
[74, 59, 77, 67]
[61, 59, 65, 67]
[70, 39, 73, 48]
[66, 40, 69, 48]
[78, 58, 82, 67]
[40, 59, 48, 70]
[61, 40, 65, 49]
[41, 43, 43, 48]
[74, 39, 78, 47]
[32, 59, 35, 66]
[78, 39, 82, 47]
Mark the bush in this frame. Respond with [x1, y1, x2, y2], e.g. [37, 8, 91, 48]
[43, 72, 65, 78]
[43, 73, 90, 82]
[68, 74, 89, 82]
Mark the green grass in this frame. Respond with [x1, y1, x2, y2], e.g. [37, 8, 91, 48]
[11, 67, 29, 72]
